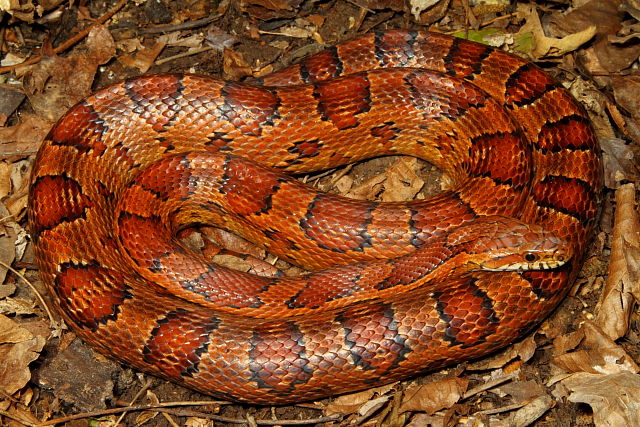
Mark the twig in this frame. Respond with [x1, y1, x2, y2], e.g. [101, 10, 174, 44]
[0, 258, 57, 328]
[462, 371, 518, 400]
[0, 0, 128, 75]
[38, 401, 342, 426]
[139, 16, 220, 34]
[154, 46, 214, 66]
[114, 379, 154, 425]
[139, 0, 229, 34]
[0, 409, 39, 427]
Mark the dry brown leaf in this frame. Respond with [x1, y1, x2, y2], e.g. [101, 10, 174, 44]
[611, 76, 640, 146]
[324, 383, 395, 415]
[409, 0, 440, 20]
[612, 76, 640, 120]
[381, 158, 424, 202]
[412, 0, 452, 25]
[407, 413, 447, 427]
[1, 0, 38, 22]
[223, 48, 253, 81]
[0, 114, 51, 157]
[21, 25, 115, 121]
[0, 314, 46, 396]
[0, 85, 26, 126]
[201, 227, 265, 259]
[243, 0, 296, 11]
[118, 37, 168, 73]
[5, 159, 31, 220]
[561, 371, 640, 427]
[240, 0, 302, 20]
[494, 379, 546, 403]
[334, 174, 354, 194]
[551, 321, 639, 375]
[600, 138, 637, 187]
[594, 184, 640, 339]
[399, 377, 468, 414]
[346, 173, 386, 200]
[0, 297, 38, 316]
[549, 0, 640, 73]
[0, 162, 11, 198]
[516, 4, 596, 59]
[467, 334, 537, 371]
[487, 394, 553, 427]
[0, 282, 15, 299]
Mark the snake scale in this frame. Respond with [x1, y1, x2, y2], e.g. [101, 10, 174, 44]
[29, 30, 603, 404]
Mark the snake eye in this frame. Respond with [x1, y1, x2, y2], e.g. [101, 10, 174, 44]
[525, 253, 536, 262]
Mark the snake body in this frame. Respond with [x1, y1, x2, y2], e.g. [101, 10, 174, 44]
[29, 30, 602, 404]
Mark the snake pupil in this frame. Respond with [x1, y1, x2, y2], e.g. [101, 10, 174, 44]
[525, 253, 536, 262]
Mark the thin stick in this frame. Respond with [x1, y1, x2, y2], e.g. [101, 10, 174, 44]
[155, 46, 213, 66]
[0, 258, 57, 327]
[39, 401, 342, 426]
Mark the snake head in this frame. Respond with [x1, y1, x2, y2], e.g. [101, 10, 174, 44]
[446, 215, 573, 272]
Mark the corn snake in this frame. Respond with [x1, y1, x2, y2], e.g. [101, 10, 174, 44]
[29, 30, 603, 404]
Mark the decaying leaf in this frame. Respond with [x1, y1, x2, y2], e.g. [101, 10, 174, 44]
[118, 36, 168, 73]
[21, 25, 116, 121]
[399, 377, 468, 414]
[223, 48, 253, 80]
[594, 184, 640, 339]
[562, 372, 640, 427]
[0, 314, 46, 396]
[380, 158, 424, 202]
[324, 383, 395, 416]
[551, 321, 639, 375]
[0, 114, 51, 157]
[515, 4, 596, 59]
[467, 334, 538, 371]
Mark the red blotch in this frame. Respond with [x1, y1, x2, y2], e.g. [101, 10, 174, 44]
[314, 74, 370, 129]
[143, 309, 218, 377]
[221, 83, 278, 136]
[436, 283, 498, 347]
[505, 64, 556, 105]
[448, 39, 490, 78]
[466, 132, 531, 187]
[249, 322, 311, 390]
[117, 213, 172, 270]
[301, 48, 342, 82]
[221, 157, 282, 216]
[55, 263, 127, 330]
[49, 102, 107, 155]
[288, 139, 322, 158]
[30, 175, 92, 236]
[301, 195, 372, 252]
[533, 176, 597, 222]
[339, 303, 408, 371]
[537, 117, 596, 152]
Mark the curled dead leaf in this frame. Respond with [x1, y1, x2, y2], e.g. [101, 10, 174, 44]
[561, 371, 640, 426]
[324, 383, 395, 416]
[399, 377, 468, 414]
[516, 4, 596, 59]
[551, 321, 639, 375]
[0, 314, 46, 396]
[594, 183, 640, 339]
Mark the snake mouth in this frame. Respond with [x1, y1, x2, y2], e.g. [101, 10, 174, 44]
[480, 253, 572, 272]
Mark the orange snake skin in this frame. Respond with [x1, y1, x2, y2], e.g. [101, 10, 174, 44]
[29, 30, 603, 404]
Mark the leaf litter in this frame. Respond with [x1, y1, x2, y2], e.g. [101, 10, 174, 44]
[0, 0, 638, 425]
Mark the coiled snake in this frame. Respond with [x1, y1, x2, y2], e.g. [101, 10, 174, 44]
[29, 30, 603, 404]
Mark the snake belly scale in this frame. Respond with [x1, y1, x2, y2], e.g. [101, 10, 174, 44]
[29, 30, 602, 404]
